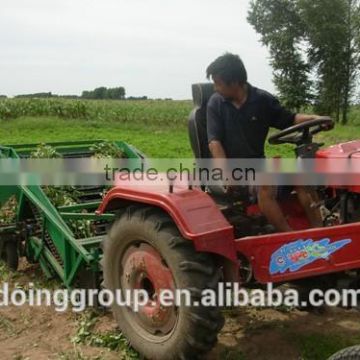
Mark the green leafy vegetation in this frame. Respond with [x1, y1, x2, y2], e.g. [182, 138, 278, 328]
[30, 143, 62, 158]
[90, 142, 125, 158]
[0, 196, 17, 225]
[0, 98, 192, 124]
[57, 349, 103, 360]
[72, 311, 139, 359]
[0, 141, 123, 238]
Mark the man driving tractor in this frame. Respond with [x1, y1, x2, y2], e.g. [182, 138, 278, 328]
[206, 53, 324, 232]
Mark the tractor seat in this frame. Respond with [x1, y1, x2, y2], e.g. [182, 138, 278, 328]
[188, 83, 251, 205]
[188, 83, 215, 159]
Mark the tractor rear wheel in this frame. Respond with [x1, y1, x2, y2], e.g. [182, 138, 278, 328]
[102, 206, 224, 360]
[1, 240, 19, 271]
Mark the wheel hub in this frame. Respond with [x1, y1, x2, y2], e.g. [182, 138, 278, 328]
[121, 243, 177, 336]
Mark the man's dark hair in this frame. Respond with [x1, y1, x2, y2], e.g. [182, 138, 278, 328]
[206, 53, 248, 85]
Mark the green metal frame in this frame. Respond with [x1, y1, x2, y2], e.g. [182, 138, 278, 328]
[0, 140, 143, 287]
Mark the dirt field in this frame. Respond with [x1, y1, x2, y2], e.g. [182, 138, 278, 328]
[1, 261, 360, 360]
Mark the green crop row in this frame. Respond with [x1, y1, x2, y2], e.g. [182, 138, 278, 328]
[0, 98, 193, 126]
[1, 98, 359, 126]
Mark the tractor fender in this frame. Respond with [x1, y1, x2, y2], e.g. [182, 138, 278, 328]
[96, 184, 237, 263]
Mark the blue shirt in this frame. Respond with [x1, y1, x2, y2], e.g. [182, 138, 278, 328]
[206, 83, 296, 158]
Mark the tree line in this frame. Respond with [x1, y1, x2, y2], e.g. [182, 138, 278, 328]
[248, 0, 360, 124]
[0, 92, 171, 101]
[7, 86, 127, 100]
[81, 86, 125, 100]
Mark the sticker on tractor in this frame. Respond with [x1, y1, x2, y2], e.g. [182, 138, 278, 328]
[269, 238, 352, 275]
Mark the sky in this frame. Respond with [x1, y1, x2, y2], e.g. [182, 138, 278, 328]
[0, 0, 274, 99]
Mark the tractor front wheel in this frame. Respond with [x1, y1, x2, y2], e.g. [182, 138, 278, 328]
[102, 206, 224, 360]
[328, 345, 360, 360]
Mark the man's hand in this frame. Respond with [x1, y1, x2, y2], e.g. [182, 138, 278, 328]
[295, 114, 333, 130]
[319, 118, 334, 131]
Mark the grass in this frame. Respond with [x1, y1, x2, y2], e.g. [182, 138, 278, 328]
[0, 116, 192, 158]
[0, 313, 16, 336]
[57, 348, 103, 360]
[0, 99, 359, 158]
[219, 349, 247, 360]
[289, 332, 360, 360]
[0, 116, 359, 159]
[349, 105, 360, 125]
[213, 328, 357, 360]
[0, 262, 14, 282]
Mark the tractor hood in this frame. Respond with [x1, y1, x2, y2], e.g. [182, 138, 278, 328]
[316, 140, 360, 159]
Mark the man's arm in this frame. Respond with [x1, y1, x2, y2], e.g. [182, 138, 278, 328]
[268, 95, 324, 129]
[207, 99, 226, 159]
[209, 140, 226, 158]
[294, 114, 321, 125]
[208, 141, 229, 187]
[207, 103, 230, 187]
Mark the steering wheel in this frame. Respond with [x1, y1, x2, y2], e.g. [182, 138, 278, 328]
[268, 117, 334, 145]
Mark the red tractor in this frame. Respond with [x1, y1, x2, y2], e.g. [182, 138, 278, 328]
[99, 84, 360, 359]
